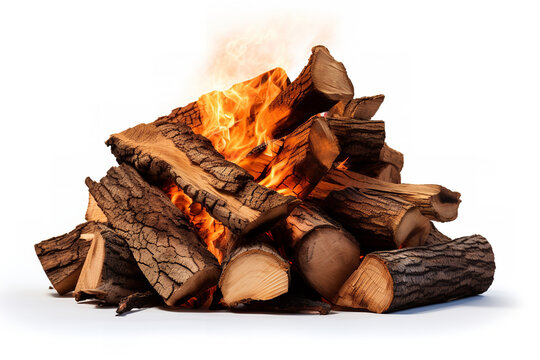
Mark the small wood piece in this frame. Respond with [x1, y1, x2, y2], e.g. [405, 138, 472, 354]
[35, 222, 98, 295]
[86, 164, 221, 306]
[106, 122, 299, 235]
[219, 234, 290, 306]
[275, 203, 361, 301]
[85, 193, 107, 222]
[327, 94, 385, 120]
[258, 116, 340, 198]
[324, 188, 431, 250]
[356, 143, 403, 183]
[116, 291, 163, 315]
[262, 46, 354, 138]
[333, 235, 495, 313]
[310, 168, 461, 222]
[74, 225, 152, 304]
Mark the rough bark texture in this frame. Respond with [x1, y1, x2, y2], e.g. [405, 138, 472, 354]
[116, 291, 163, 315]
[275, 203, 361, 300]
[333, 235, 495, 313]
[327, 94, 385, 120]
[35, 222, 98, 295]
[86, 164, 221, 306]
[310, 168, 461, 222]
[324, 188, 431, 251]
[424, 222, 452, 245]
[355, 143, 404, 183]
[106, 121, 299, 235]
[258, 116, 340, 198]
[262, 46, 354, 138]
[74, 225, 153, 304]
[326, 116, 386, 166]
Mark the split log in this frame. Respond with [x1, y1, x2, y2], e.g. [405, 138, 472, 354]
[262, 45, 354, 138]
[219, 233, 290, 306]
[324, 188, 431, 250]
[85, 193, 107, 223]
[73, 225, 152, 304]
[333, 235, 495, 313]
[310, 168, 461, 222]
[274, 203, 361, 300]
[327, 94, 385, 120]
[86, 164, 221, 306]
[238, 139, 284, 179]
[106, 122, 300, 235]
[258, 116, 339, 198]
[35, 222, 98, 295]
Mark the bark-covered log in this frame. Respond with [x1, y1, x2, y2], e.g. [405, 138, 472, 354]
[356, 143, 404, 183]
[106, 122, 299, 235]
[274, 203, 361, 300]
[424, 222, 452, 245]
[74, 225, 153, 304]
[86, 164, 221, 306]
[261, 46, 354, 138]
[333, 235, 495, 313]
[324, 188, 431, 250]
[327, 94, 385, 120]
[258, 116, 339, 198]
[35, 222, 99, 295]
[219, 234, 290, 307]
[310, 168, 461, 222]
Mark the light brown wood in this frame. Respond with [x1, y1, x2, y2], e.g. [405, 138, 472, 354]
[327, 94, 385, 120]
[85, 193, 107, 222]
[238, 139, 284, 179]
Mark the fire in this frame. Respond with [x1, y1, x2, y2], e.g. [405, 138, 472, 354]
[336, 157, 349, 171]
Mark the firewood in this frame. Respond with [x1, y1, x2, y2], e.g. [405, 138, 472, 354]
[324, 188, 431, 250]
[333, 235, 495, 313]
[258, 116, 340, 198]
[356, 143, 404, 183]
[424, 222, 452, 245]
[310, 168, 461, 222]
[35, 222, 98, 295]
[73, 225, 152, 304]
[238, 139, 284, 179]
[106, 122, 300, 235]
[262, 45, 354, 138]
[116, 291, 163, 315]
[85, 193, 107, 222]
[327, 94, 385, 120]
[219, 233, 290, 306]
[274, 203, 361, 301]
[86, 164, 221, 306]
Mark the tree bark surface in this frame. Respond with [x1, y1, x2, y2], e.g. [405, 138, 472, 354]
[327, 94, 385, 120]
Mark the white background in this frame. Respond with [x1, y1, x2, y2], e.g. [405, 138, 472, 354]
[1, 1, 538, 358]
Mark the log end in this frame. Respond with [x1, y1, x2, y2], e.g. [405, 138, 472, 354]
[395, 207, 431, 248]
[431, 187, 462, 222]
[311, 46, 354, 101]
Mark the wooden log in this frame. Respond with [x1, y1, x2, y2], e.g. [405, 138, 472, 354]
[258, 116, 339, 198]
[86, 164, 221, 306]
[424, 222, 452, 245]
[262, 46, 354, 138]
[85, 193, 107, 223]
[275, 203, 361, 301]
[73, 225, 153, 304]
[323, 188, 431, 250]
[310, 168, 461, 222]
[106, 122, 300, 235]
[356, 143, 404, 183]
[35, 222, 98, 295]
[238, 139, 284, 179]
[327, 94, 385, 120]
[218, 233, 290, 306]
[333, 235, 495, 313]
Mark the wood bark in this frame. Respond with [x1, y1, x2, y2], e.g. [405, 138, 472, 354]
[86, 164, 221, 306]
[74, 225, 153, 304]
[106, 121, 299, 235]
[310, 168, 461, 222]
[424, 222, 452, 245]
[35, 222, 98, 295]
[258, 116, 340, 198]
[327, 94, 385, 120]
[356, 143, 404, 183]
[274, 203, 361, 301]
[85, 193, 107, 222]
[333, 235, 495, 313]
[116, 291, 163, 315]
[323, 188, 431, 251]
[261, 46, 354, 138]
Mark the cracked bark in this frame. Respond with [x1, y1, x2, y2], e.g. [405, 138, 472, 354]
[86, 164, 220, 306]
[333, 235, 495, 313]
[327, 94, 385, 120]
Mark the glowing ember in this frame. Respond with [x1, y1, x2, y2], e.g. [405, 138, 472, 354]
[336, 157, 349, 171]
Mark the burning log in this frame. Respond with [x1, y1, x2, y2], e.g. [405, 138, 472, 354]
[275, 203, 361, 301]
[219, 233, 290, 306]
[35, 222, 98, 295]
[106, 122, 299, 235]
[238, 139, 284, 179]
[333, 235, 495, 313]
[258, 116, 340, 198]
[324, 187, 431, 250]
[327, 94, 385, 120]
[86, 164, 221, 306]
[262, 46, 354, 138]
[73, 225, 153, 304]
[311, 168, 461, 222]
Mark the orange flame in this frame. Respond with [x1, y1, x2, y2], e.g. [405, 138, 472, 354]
[336, 157, 349, 171]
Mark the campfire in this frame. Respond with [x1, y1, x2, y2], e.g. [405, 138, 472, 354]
[35, 45, 495, 315]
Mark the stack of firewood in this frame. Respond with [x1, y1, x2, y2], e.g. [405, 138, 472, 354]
[35, 45, 495, 315]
